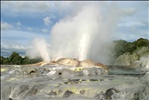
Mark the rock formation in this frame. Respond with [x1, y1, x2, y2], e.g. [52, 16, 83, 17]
[28, 58, 109, 74]
[1, 59, 148, 100]
[56, 58, 79, 67]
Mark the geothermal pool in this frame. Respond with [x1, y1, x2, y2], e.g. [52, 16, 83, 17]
[1, 65, 149, 100]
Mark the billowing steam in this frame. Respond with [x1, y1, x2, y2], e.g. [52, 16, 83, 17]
[140, 56, 149, 70]
[50, 4, 122, 64]
[27, 38, 50, 62]
[27, 3, 126, 64]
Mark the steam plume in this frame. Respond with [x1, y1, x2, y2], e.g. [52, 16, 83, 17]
[27, 3, 128, 64]
[27, 38, 50, 62]
[50, 4, 122, 64]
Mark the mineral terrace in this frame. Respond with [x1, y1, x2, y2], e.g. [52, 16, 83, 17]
[1, 58, 149, 100]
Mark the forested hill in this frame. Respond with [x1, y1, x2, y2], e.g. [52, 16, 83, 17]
[0, 38, 149, 65]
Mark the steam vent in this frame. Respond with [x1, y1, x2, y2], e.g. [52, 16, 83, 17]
[1, 58, 149, 100]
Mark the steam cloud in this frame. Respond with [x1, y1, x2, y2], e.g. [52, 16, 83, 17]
[27, 3, 126, 64]
[140, 56, 149, 70]
[50, 4, 122, 64]
[27, 38, 50, 62]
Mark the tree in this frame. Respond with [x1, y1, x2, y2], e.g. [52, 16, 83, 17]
[9, 52, 23, 64]
[3, 57, 9, 64]
[0, 56, 10, 64]
[1, 52, 42, 65]
[22, 56, 31, 64]
[113, 40, 132, 58]
[0, 56, 4, 64]
[133, 38, 149, 48]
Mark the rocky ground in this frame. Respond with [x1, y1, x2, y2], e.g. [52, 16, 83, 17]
[1, 63, 149, 100]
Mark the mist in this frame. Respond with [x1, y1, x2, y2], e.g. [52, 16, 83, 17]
[27, 38, 50, 62]
[140, 56, 149, 70]
[27, 3, 127, 64]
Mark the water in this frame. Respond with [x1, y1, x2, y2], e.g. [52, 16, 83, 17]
[78, 33, 90, 61]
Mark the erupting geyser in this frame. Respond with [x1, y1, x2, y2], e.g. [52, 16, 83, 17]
[27, 38, 50, 62]
[28, 4, 122, 64]
[79, 33, 90, 61]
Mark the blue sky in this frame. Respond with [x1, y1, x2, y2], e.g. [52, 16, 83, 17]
[1, 1, 149, 57]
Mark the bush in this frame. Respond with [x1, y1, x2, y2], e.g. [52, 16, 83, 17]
[0, 52, 42, 65]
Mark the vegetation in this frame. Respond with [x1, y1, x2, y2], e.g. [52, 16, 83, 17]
[0, 52, 42, 65]
[113, 38, 149, 58]
[113, 38, 149, 65]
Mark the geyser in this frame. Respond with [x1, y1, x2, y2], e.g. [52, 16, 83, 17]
[28, 3, 123, 64]
[79, 33, 90, 61]
[50, 5, 102, 61]
[27, 38, 50, 62]
[50, 4, 119, 64]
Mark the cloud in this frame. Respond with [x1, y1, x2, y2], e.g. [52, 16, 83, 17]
[122, 8, 136, 16]
[118, 21, 146, 27]
[1, 1, 54, 14]
[1, 29, 48, 43]
[42, 29, 48, 33]
[1, 41, 27, 57]
[1, 1, 90, 17]
[115, 31, 148, 42]
[43, 14, 56, 25]
[16, 22, 21, 26]
[27, 27, 33, 31]
[16, 22, 22, 30]
[1, 28, 49, 57]
[43, 17, 51, 25]
[1, 22, 13, 30]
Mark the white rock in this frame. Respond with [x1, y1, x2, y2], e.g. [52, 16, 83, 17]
[46, 71, 56, 76]
[82, 69, 89, 76]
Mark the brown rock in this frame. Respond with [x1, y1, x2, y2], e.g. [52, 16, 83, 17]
[56, 58, 79, 67]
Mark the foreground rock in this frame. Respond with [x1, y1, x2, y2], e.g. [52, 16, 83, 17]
[95, 71, 149, 100]
[1, 60, 149, 100]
